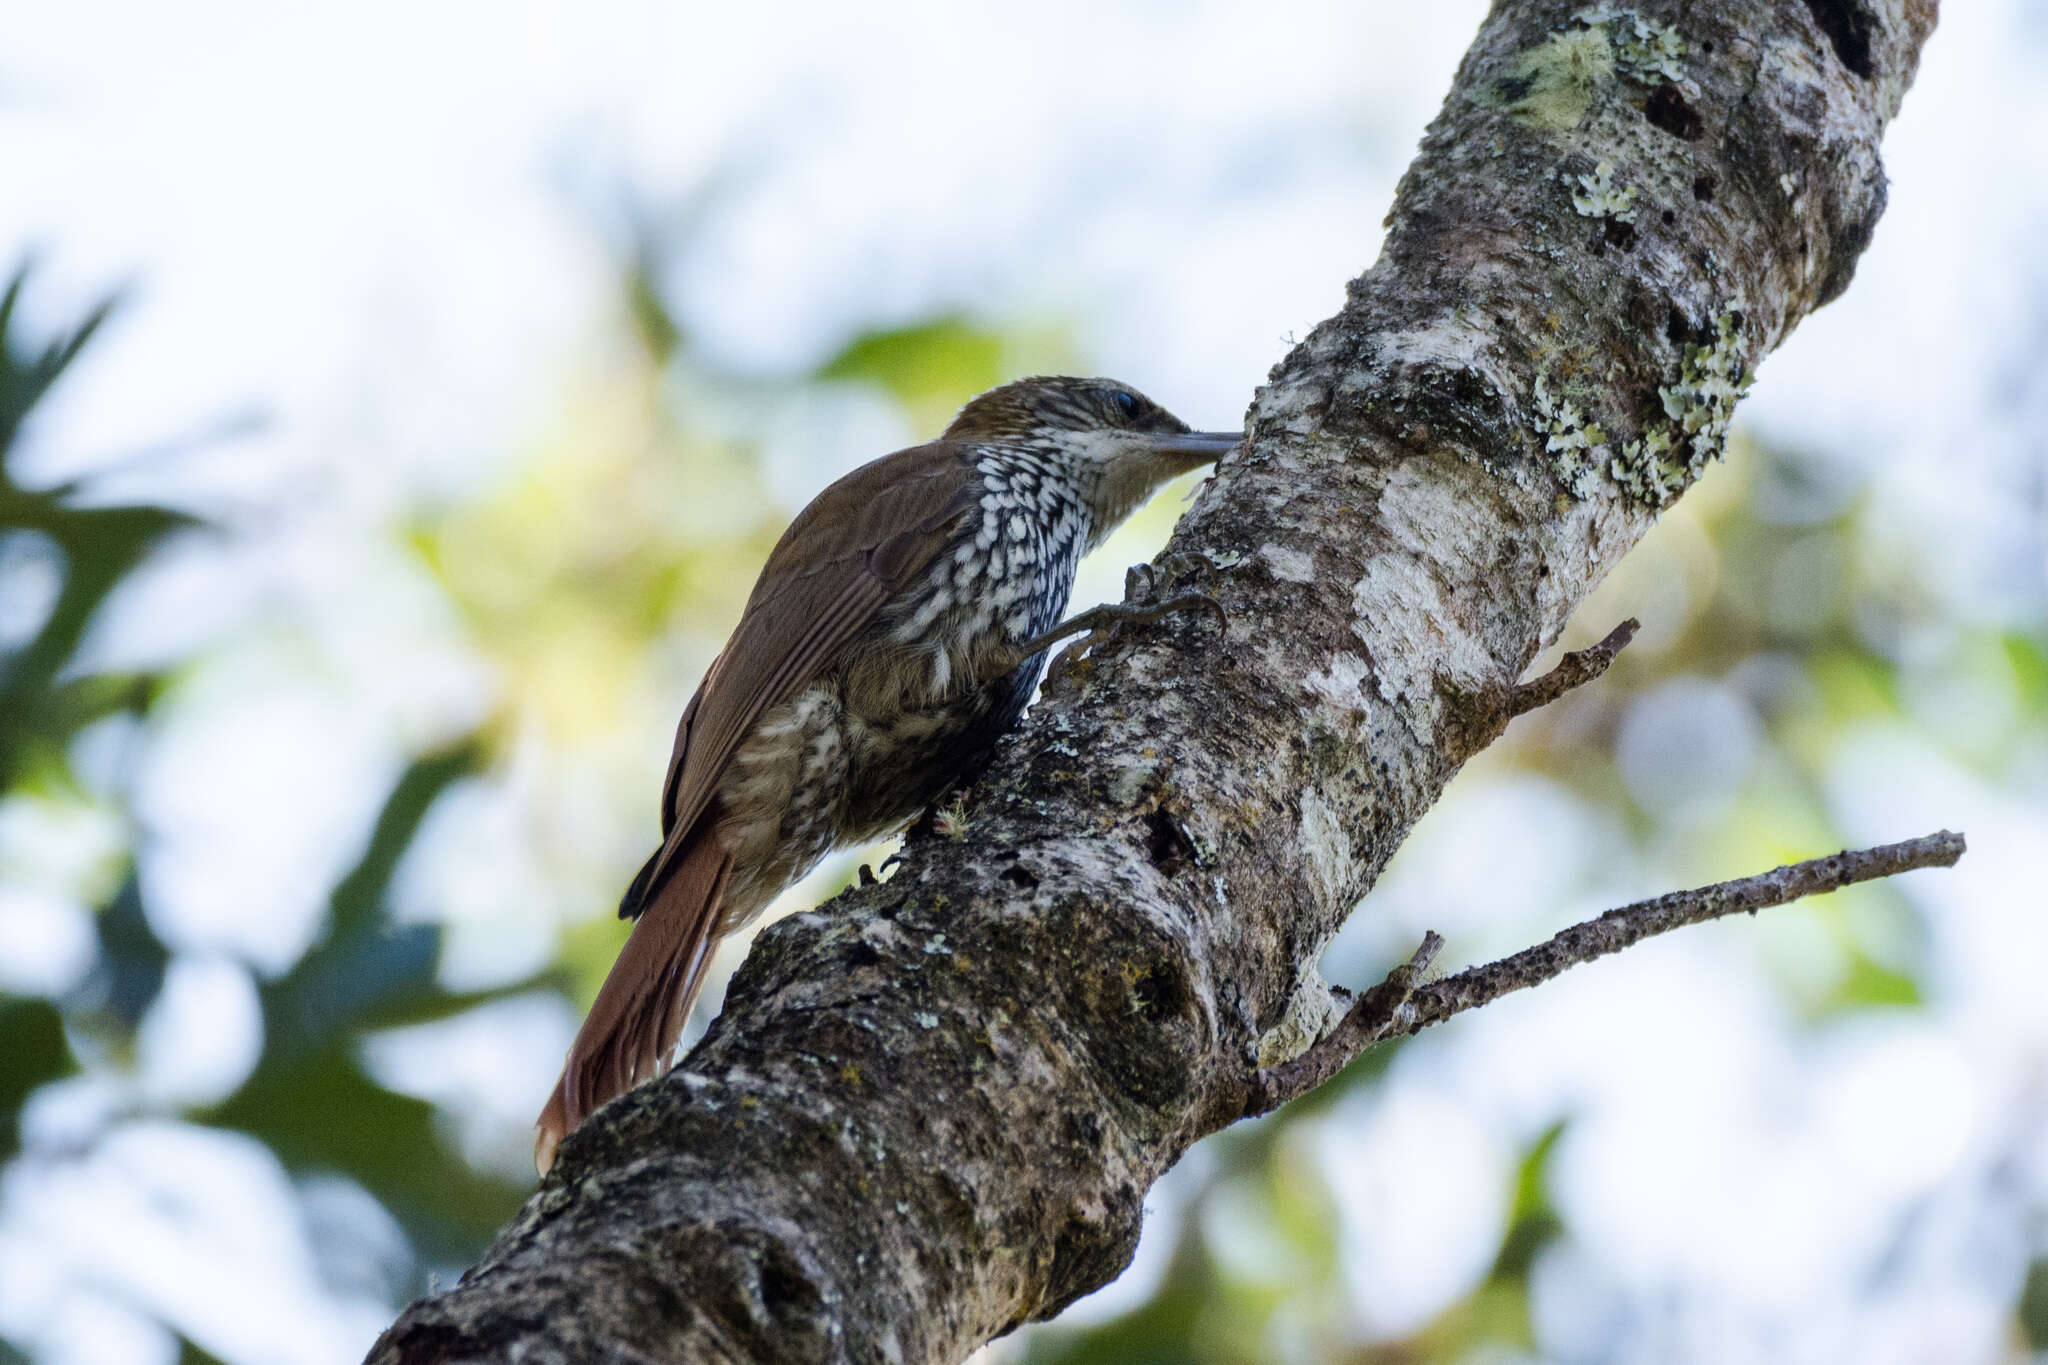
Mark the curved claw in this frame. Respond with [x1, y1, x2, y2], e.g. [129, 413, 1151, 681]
[1154, 588, 1228, 632]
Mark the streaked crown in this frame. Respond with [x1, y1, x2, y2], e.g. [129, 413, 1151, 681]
[943, 376, 1190, 444]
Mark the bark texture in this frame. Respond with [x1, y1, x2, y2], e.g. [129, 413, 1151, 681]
[371, 2, 1936, 1361]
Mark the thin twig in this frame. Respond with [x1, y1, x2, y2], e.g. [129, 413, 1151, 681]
[1399, 830, 1965, 1033]
[1508, 618, 1640, 718]
[1244, 830, 1965, 1118]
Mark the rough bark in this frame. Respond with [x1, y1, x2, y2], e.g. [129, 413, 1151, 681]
[371, 2, 1936, 1361]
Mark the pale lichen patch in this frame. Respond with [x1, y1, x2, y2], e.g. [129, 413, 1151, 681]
[1533, 296, 1753, 508]
[1532, 370, 1610, 500]
[1568, 160, 1640, 221]
[1303, 653, 1374, 715]
[1611, 303, 1754, 505]
[1107, 759, 1155, 808]
[1259, 544, 1316, 583]
[1348, 460, 1504, 739]
[1376, 314, 1501, 371]
[1255, 969, 1344, 1068]
[1248, 379, 1329, 437]
[1577, 7, 1687, 83]
[1495, 25, 1615, 131]
[1297, 789, 1357, 909]
[1490, 8, 1684, 133]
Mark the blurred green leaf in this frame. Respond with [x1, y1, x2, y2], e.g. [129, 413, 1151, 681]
[1377, 1121, 1568, 1361]
[2019, 1259, 2048, 1350]
[70, 873, 171, 1038]
[625, 250, 682, 365]
[0, 256, 545, 1340]
[207, 1046, 526, 1266]
[0, 259, 120, 465]
[1814, 942, 1923, 1014]
[260, 740, 484, 1061]
[176, 1335, 228, 1365]
[1, 672, 162, 802]
[206, 738, 536, 1263]
[0, 996, 78, 1159]
[1806, 647, 1900, 724]
[1490, 1120, 1566, 1287]
[2002, 631, 2048, 717]
[0, 499, 199, 669]
[820, 316, 1008, 410]
[0, 260, 197, 792]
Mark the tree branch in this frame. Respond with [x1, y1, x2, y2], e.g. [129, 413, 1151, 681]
[1400, 830, 1965, 1032]
[1244, 831, 1965, 1118]
[1508, 617, 1638, 718]
[371, 3, 1939, 1362]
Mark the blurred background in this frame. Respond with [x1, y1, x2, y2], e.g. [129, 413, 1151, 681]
[1, 2, 2044, 1362]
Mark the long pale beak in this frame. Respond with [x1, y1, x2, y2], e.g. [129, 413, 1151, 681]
[1149, 431, 1243, 458]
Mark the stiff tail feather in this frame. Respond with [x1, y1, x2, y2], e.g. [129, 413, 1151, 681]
[534, 832, 732, 1175]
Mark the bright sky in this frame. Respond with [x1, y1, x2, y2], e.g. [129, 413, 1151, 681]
[2, 3, 2044, 1363]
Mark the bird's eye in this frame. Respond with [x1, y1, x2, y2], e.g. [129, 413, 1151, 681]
[1111, 389, 1141, 421]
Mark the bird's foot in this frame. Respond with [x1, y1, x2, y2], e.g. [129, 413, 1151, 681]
[1008, 592, 1226, 664]
[1128, 553, 1227, 626]
[1132, 551, 1221, 601]
[1014, 560, 1228, 663]
[976, 568, 1227, 687]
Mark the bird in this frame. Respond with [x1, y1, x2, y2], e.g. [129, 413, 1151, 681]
[533, 375, 1240, 1174]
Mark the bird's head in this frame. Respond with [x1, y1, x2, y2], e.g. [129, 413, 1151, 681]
[944, 376, 1240, 539]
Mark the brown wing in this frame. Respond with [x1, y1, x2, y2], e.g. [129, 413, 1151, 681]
[622, 439, 979, 914]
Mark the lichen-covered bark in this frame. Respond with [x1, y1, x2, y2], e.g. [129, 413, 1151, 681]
[370, 3, 1935, 1361]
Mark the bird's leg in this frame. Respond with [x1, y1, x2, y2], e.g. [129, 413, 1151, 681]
[1011, 592, 1226, 661]
[977, 575, 1226, 688]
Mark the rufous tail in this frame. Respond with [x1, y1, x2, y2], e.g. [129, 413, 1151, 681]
[534, 832, 732, 1175]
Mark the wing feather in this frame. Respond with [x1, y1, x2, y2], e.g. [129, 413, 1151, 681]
[620, 440, 978, 916]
